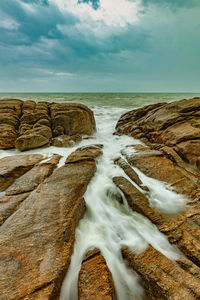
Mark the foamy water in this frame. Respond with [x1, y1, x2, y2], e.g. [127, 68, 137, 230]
[0, 99, 188, 299]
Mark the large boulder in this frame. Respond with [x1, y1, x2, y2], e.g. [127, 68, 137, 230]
[50, 103, 96, 137]
[15, 125, 52, 151]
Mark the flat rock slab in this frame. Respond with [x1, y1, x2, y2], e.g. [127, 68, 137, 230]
[0, 154, 45, 192]
[78, 249, 116, 300]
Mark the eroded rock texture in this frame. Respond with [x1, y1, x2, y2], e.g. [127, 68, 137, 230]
[114, 97, 200, 299]
[0, 99, 22, 149]
[0, 145, 101, 299]
[0, 99, 96, 151]
[78, 249, 116, 300]
[116, 97, 200, 168]
[122, 246, 200, 300]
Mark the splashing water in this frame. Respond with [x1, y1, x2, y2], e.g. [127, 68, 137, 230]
[60, 106, 185, 300]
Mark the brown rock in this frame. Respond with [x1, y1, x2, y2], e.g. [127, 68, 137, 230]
[0, 154, 44, 192]
[0, 124, 18, 149]
[0, 99, 23, 116]
[122, 246, 200, 299]
[177, 214, 200, 267]
[15, 126, 52, 151]
[123, 146, 199, 199]
[52, 125, 65, 137]
[34, 118, 51, 128]
[5, 159, 58, 195]
[78, 249, 116, 300]
[175, 139, 200, 166]
[65, 144, 103, 164]
[15, 133, 49, 151]
[161, 146, 200, 185]
[52, 134, 82, 147]
[20, 111, 50, 125]
[22, 100, 36, 112]
[0, 159, 97, 299]
[50, 103, 96, 136]
[0, 113, 19, 129]
[116, 97, 200, 167]
[0, 193, 29, 226]
[114, 157, 148, 191]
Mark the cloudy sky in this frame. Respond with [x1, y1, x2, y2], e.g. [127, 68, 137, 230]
[0, 0, 200, 92]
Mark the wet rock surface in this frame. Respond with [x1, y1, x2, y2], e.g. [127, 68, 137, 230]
[114, 97, 200, 298]
[122, 246, 200, 299]
[0, 145, 101, 299]
[78, 249, 117, 300]
[0, 99, 96, 151]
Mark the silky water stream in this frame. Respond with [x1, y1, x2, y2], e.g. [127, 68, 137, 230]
[59, 106, 187, 300]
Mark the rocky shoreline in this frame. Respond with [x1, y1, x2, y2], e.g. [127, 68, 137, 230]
[0, 97, 200, 299]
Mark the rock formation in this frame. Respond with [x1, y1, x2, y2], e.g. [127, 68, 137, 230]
[1, 97, 200, 299]
[115, 97, 200, 298]
[0, 145, 102, 299]
[0, 99, 96, 151]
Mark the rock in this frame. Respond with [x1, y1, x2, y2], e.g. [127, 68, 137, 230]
[15, 133, 50, 151]
[16, 101, 52, 151]
[0, 154, 45, 192]
[0, 99, 23, 116]
[52, 134, 82, 147]
[52, 125, 65, 137]
[0, 124, 18, 149]
[177, 214, 200, 267]
[65, 144, 103, 164]
[20, 111, 50, 125]
[175, 140, 200, 166]
[5, 155, 60, 195]
[0, 155, 98, 299]
[122, 246, 200, 299]
[116, 98, 200, 167]
[0, 193, 30, 226]
[15, 125, 52, 151]
[0, 99, 22, 149]
[78, 249, 117, 300]
[0, 99, 96, 151]
[123, 145, 199, 199]
[114, 157, 148, 192]
[50, 103, 96, 137]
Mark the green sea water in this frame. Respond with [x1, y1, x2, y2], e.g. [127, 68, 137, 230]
[0, 92, 199, 109]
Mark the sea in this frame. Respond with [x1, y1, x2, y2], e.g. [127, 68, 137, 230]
[0, 93, 199, 300]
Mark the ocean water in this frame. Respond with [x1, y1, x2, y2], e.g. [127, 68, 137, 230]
[0, 92, 200, 109]
[0, 93, 198, 299]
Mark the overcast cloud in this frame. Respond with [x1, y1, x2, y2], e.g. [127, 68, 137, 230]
[0, 0, 199, 92]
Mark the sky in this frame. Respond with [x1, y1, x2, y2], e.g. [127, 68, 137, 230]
[0, 0, 200, 92]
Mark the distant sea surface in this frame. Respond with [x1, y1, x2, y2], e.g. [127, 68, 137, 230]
[0, 93, 200, 109]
